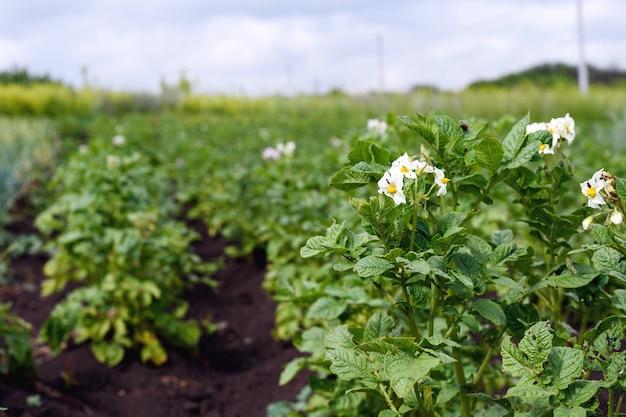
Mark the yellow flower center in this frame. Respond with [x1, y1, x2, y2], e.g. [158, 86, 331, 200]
[387, 185, 397, 194]
[400, 165, 409, 173]
[586, 186, 596, 198]
[441, 177, 449, 184]
[539, 144, 547, 151]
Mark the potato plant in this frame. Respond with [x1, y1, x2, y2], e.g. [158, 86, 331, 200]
[0, 301, 36, 385]
[277, 112, 626, 416]
[35, 139, 219, 366]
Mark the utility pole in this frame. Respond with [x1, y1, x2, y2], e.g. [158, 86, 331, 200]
[576, 0, 589, 94]
[376, 34, 385, 93]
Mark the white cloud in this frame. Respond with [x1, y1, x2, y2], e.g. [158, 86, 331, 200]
[0, 0, 624, 95]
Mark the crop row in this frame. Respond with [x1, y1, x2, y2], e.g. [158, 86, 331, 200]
[1, 89, 626, 415]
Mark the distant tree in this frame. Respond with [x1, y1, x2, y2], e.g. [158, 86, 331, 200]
[0, 65, 63, 85]
[467, 62, 626, 89]
[408, 84, 440, 93]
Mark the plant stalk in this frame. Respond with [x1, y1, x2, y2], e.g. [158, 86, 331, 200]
[402, 282, 420, 339]
[452, 345, 470, 417]
[473, 326, 506, 386]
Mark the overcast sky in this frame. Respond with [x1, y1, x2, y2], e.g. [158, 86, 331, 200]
[1, 0, 624, 96]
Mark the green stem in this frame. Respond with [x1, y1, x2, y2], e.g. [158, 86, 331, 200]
[443, 301, 470, 340]
[550, 286, 562, 326]
[609, 388, 615, 417]
[402, 282, 420, 339]
[452, 346, 470, 417]
[470, 172, 502, 212]
[473, 326, 506, 386]
[373, 282, 398, 307]
[428, 278, 437, 337]
[615, 390, 625, 416]
[409, 200, 419, 252]
[379, 383, 399, 413]
[413, 387, 430, 417]
[577, 306, 589, 347]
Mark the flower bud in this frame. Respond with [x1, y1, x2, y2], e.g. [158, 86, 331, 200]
[610, 210, 623, 225]
[582, 216, 594, 230]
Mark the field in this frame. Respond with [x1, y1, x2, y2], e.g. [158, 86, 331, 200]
[1, 84, 626, 417]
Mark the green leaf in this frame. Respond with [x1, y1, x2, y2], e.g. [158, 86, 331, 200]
[399, 114, 441, 149]
[435, 384, 460, 406]
[347, 140, 393, 165]
[466, 234, 493, 265]
[436, 212, 467, 236]
[353, 255, 395, 278]
[453, 253, 482, 280]
[502, 112, 530, 161]
[501, 322, 552, 383]
[492, 229, 513, 246]
[591, 246, 622, 272]
[326, 347, 370, 380]
[330, 166, 374, 191]
[300, 236, 327, 258]
[547, 263, 600, 288]
[553, 406, 586, 417]
[508, 141, 541, 169]
[612, 289, 626, 312]
[473, 299, 506, 327]
[397, 256, 430, 276]
[615, 176, 626, 201]
[296, 326, 326, 354]
[434, 114, 463, 153]
[562, 381, 604, 407]
[279, 357, 308, 385]
[505, 384, 551, 398]
[363, 311, 395, 342]
[384, 352, 440, 398]
[351, 161, 387, 175]
[140, 339, 167, 366]
[518, 321, 552, 374]
[334, 261, 355, 271]
[325, 325, 355, 349]
[545, 347, 583, 390]
[475, 138, 503, 172]
[488, 242, 521, 266]
[92, 341, 125, 366]
[306, 297, 347, 320]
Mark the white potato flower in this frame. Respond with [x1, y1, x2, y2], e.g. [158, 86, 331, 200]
[112, 134, 126, 146]
[527, 114, 576, 149]
[367, 119, 388, 134]
[390, 153, 423, 179]
[277, 141, 296, 156]
[378, 171, 406, 205]
[262, 147, 280, 160]
[433, 167, 449, 196]
[580, 169, 608, 209]
[106, 155, 121, 169]
[551, 113, 576, 145]
[538, 143, 554, 155]
[526, 122, 548, 135]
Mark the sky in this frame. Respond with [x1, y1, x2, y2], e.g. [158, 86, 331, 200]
[1, 0, 625, 96]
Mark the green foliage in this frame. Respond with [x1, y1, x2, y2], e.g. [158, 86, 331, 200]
[0, 301, 36, 384]
[281, 110, 626, 417]
[36, 140, 218, 366]
[0, 117, 57, 216]
[468, 62, 626, 89]
[0, 66, 63, 86]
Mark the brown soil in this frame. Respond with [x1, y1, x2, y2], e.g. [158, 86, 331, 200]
[0, 212, 307, 417]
